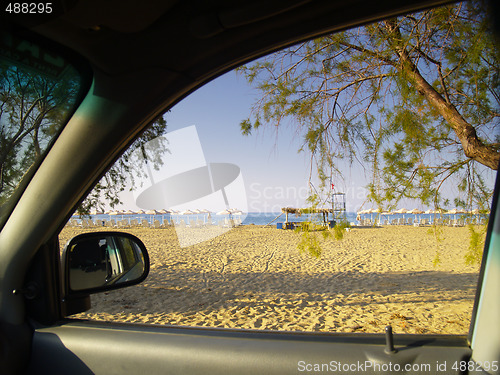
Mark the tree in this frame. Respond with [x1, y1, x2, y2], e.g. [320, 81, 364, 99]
[79, 116, 168, 214]
[0, 63, 167, 214]
[0, 64, 80, 207]
[239, 0, 499, 212]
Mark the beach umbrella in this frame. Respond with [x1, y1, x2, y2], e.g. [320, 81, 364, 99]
[446, 208, 458, 220]
[446, 208, 463, 221]
[167, 210, 180, 224]
[356, 210, 366, 221]
[156, 209, 169, 224]
[395, 208, 407, 217]
[365, 208, 376, 222]
[179, 209, 194, 224]
[145, 209, 159, 224]
[119, 209, 134, 224]
[394, 208, 408, 223]
[469, 208, 483, 224]
[356, 209, 369, 220]
[424, 209, 436, 222]
[409, 208, 423, 223]
[196, 209, 211, 223]
[199, 209, 212, 224]
[376, 210, 388, 225]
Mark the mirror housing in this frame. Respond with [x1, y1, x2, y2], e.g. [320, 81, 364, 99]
[62, 232, 149, 315]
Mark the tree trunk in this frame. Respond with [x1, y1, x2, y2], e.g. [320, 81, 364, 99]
[385, 20, 500, 170]
[406, 68, 499, 170]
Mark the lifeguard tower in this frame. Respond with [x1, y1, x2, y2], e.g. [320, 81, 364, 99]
[331, 192, 347, 222]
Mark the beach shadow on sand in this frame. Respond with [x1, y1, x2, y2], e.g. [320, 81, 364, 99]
[89, 269, 478, 316]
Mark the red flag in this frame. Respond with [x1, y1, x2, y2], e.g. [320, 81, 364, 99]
[331, 183, 334, 189]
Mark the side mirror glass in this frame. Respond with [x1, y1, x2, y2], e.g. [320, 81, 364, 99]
[63, 232, 149, 294]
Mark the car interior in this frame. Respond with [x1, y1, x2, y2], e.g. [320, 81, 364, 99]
[1, 0, 499, 374]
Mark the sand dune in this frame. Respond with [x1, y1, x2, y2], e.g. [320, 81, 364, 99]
[59, 224, 482, 335]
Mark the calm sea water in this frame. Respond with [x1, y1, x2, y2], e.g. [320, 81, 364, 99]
[76, 212, 355, 226]
[74, 211, 471, 226]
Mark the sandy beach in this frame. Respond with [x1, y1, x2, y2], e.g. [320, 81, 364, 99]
[59, 224, 482, 335]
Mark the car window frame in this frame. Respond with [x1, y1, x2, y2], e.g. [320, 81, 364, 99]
[0, 25, 93, 230]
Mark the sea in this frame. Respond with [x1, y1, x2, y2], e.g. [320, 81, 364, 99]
[70, 211, 455, 226]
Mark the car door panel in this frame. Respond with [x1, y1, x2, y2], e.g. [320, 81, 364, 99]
[29, 321, 471, 375]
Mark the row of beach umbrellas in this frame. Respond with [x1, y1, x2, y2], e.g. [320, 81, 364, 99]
[87, 208, 244, 216]
[357, 208, 485, 215]
[357, 207, 487, 222]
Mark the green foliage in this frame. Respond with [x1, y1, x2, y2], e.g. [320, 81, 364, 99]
[427, 224, 445, 266]
[80, 115, 168, 213]
[465, 224, 487, 265]
[238, 0, 498, 214]
[296, 218, 350, 257]
[296, 220, 329, 257]
[432, 251, 441, 267]
[0, 58, 168, 215]
[333, 220, 351, 241]
[236, 1, 499, 261]
[297, 226, 323, 258]
[294, 187, 351, 257]
[0, 62, 82, 209]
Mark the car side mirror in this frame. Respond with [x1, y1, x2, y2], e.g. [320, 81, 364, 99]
[62, 231, 149, 297]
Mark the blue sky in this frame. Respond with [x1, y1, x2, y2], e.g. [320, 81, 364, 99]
[112, 61, 496, 215]
[162, 70, 371, 213]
